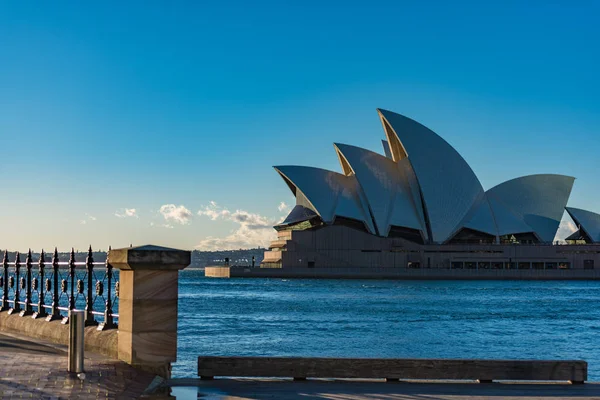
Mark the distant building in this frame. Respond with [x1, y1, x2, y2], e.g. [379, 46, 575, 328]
[262, 109, 600, 272]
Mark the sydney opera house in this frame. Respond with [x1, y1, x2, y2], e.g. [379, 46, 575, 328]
[257, 109, 600, 277]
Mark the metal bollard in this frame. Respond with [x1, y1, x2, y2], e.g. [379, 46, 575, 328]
[68, 310, 85, 374]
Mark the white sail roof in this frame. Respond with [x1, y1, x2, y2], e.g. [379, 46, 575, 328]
[334, 143, 425, 236]
[274, 165, 376, 233]
[272, 109, 580, 245]
[486, 174, 575, 242]
[486, 196, 534, 237]
[458, 195, 499, 238]
[377, 108, 490, 243]
[565, 207, 600, 243]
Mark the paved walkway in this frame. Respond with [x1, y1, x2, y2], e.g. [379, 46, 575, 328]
[4, 333, 599, 399]
[0, 333, 156, 399]
[169, 378, 600, 400]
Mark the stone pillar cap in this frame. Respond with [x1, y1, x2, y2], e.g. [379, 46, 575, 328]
[109, 245, 191, 271]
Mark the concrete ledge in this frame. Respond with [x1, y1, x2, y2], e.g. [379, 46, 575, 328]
[197, 356, 588, 382]
[0, 312, 117, 359]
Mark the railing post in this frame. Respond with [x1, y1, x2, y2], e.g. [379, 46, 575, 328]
[33, 249, 47, 319]
[69, 248, 75, 310]
[62, 248, 76, 324]
[20, 249, 33, 316]
[46, 248, 61, 322]
[98, 255, 116, 330]
[109, 245, 190, 378]
[0, 251, 9, 311]
[8, 252, 21, 315]
[85, 246, 97, 326]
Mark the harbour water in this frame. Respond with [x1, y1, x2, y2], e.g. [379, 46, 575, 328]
[173, 270, 600, 380]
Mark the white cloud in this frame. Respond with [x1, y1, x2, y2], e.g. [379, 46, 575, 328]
[115, 208, 138, 218]
[159, 204, 193, 225]
[150, 221, 174, 229]
[554, 216, 578, 243]
[278, 201, 290, 212]
[196, 201, 282, 250]
[80, 214, 96, 224]
[230, 210, 272, 229]
[196, 226, 274, 251]
[151, 222, 174, 229]
[197, 201, 231, 220]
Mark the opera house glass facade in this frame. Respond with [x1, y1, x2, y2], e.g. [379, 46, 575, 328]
[262, 109, 600, 272]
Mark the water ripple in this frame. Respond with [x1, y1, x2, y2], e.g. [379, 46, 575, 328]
[174, 271, 600, 380]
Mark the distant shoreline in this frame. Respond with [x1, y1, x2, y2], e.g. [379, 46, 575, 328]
[0, 249, 264, 270]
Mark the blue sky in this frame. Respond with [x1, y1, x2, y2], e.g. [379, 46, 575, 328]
[1, 1, 598, 251]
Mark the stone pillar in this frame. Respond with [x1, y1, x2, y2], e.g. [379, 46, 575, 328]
[108, 245, 190, 378]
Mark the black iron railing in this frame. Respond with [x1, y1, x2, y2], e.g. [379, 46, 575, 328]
[0, 246, 118, 329]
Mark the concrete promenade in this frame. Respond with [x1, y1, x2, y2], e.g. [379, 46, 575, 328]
[2, 330, 599, 399]
[170, 378, 600, 400]
[0, 333, 156, 399]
